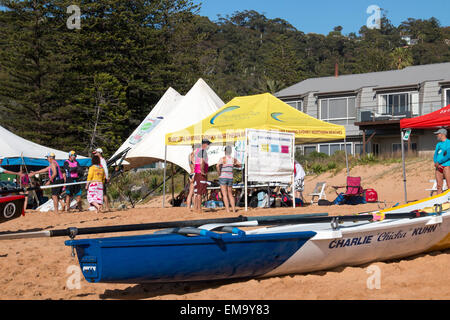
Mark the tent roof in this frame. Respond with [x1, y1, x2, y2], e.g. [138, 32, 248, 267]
[400, 104, 450, 129]
[125, 79, 225, 172]
[0, 125, 90, 167]
[109, 87, 183, 162]
[166, 93, 346, 145]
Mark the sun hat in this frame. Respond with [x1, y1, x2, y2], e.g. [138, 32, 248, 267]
[93, 148, 103, 154]
[201, 139, 211, 145]
[69, 150, 76, 157]
[434, 128, 447, 136]
[45, 152, 56, 158]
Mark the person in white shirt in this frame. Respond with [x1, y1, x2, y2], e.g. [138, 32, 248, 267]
[294, 160, 306, 201]
[92, 148, 110, 211]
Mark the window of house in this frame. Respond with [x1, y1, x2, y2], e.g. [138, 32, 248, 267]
[319, 97, 356, 125]
[378, 92, 419, 116]
[303, 146, 317, 155]
[372, 143, 379, 155]
[355, 143, 371, 155]
[446, 89, 450, 106]
[392, 143, 417, 153]
[355, 143, 362, 156]
[285, 100, 303, 112]
[318, 143, 352, 156]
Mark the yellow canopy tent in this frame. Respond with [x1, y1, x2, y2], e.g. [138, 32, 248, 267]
[162, 93, 348, 209]
[165, 93, 345, 145]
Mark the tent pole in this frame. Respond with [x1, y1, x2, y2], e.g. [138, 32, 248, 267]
[162, 145, 167, 208]
[245, 129, 248, 212]
[344, 137, 349, 176]
[171, 163, 175, 202]
[401, 130, 407, 203]
[292, 138, 295, 209]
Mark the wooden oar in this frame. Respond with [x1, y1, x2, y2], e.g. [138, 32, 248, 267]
[0, 211, 429, 241]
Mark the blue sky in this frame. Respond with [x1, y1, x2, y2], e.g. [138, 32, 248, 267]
[194, 0, 450, 35]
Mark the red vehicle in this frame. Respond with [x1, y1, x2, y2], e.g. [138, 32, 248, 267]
[0, 195, 25, 224]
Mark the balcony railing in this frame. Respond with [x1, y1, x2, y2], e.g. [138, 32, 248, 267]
[357, 102, 445, 122]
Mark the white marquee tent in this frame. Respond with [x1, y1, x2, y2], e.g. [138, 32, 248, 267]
[125, 78, 225, 172]
[109, 87, 183, 163]
[0, 125, 90, 167]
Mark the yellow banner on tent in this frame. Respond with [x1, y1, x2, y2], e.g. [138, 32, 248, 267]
[166, 93, 346, 145]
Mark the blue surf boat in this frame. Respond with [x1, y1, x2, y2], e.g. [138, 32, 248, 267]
[65, 230, 316, 283]
[2, 192, 449, 284]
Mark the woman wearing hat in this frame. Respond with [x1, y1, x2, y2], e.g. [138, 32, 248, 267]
[30, 153, 65, 213]
[63, 151, 83, 212]
[86, 154, 105, 213]
[433, 128, 450, 194]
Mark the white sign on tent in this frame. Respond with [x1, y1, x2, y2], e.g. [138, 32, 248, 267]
[244, 129, 295, 210]
[247, 129, 295, 183]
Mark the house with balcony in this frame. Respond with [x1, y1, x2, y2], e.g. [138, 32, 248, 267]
[275, 62, 450, 156]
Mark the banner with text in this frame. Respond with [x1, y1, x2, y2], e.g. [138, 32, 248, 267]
[247, 129, 294, 183]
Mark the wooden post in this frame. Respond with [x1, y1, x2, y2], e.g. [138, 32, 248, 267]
[407, 136, 411, 157]
[362, 130, 366, 156]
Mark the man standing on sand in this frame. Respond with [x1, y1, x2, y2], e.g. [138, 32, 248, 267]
[294, 160, 306, 203]
[92, 148, 110, 211]
[185, 147, 195, 211]
[193, 139, 210, 213]
[433, 128, 450, 194]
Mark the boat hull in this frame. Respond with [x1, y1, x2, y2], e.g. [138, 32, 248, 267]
[65, 192, 450, 284]
[65, 231, 316, 283]
[261, 213, 450, 278]
[0, 195, 25, 224]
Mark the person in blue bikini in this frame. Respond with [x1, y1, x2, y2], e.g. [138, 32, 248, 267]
[433, 128, 450, 194]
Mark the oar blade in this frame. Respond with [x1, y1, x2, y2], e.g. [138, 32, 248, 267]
[0, 230, 51, 240]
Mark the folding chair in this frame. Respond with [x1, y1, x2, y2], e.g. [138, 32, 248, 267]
[426, 179, 448, 196]
[332, 176, 364, 203]
[308, 182, 327, 204]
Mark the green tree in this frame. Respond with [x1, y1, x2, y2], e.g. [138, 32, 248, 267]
[74, 73, 130, 156]
[389, 47, 413, 70]
[0, 0, 74, 148]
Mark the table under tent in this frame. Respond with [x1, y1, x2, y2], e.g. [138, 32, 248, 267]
[165, 92, 347, 210]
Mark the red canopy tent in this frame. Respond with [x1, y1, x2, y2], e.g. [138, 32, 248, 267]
[400, 104, 450, 129]
[399, 104, 450, 203]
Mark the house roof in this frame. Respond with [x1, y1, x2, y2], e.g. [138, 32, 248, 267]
[275, 62, 450, 98]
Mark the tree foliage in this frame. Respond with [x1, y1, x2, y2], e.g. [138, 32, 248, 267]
[0, 2, 449, 158]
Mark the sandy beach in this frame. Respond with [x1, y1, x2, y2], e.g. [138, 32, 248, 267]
[0, 158, 449, 300]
